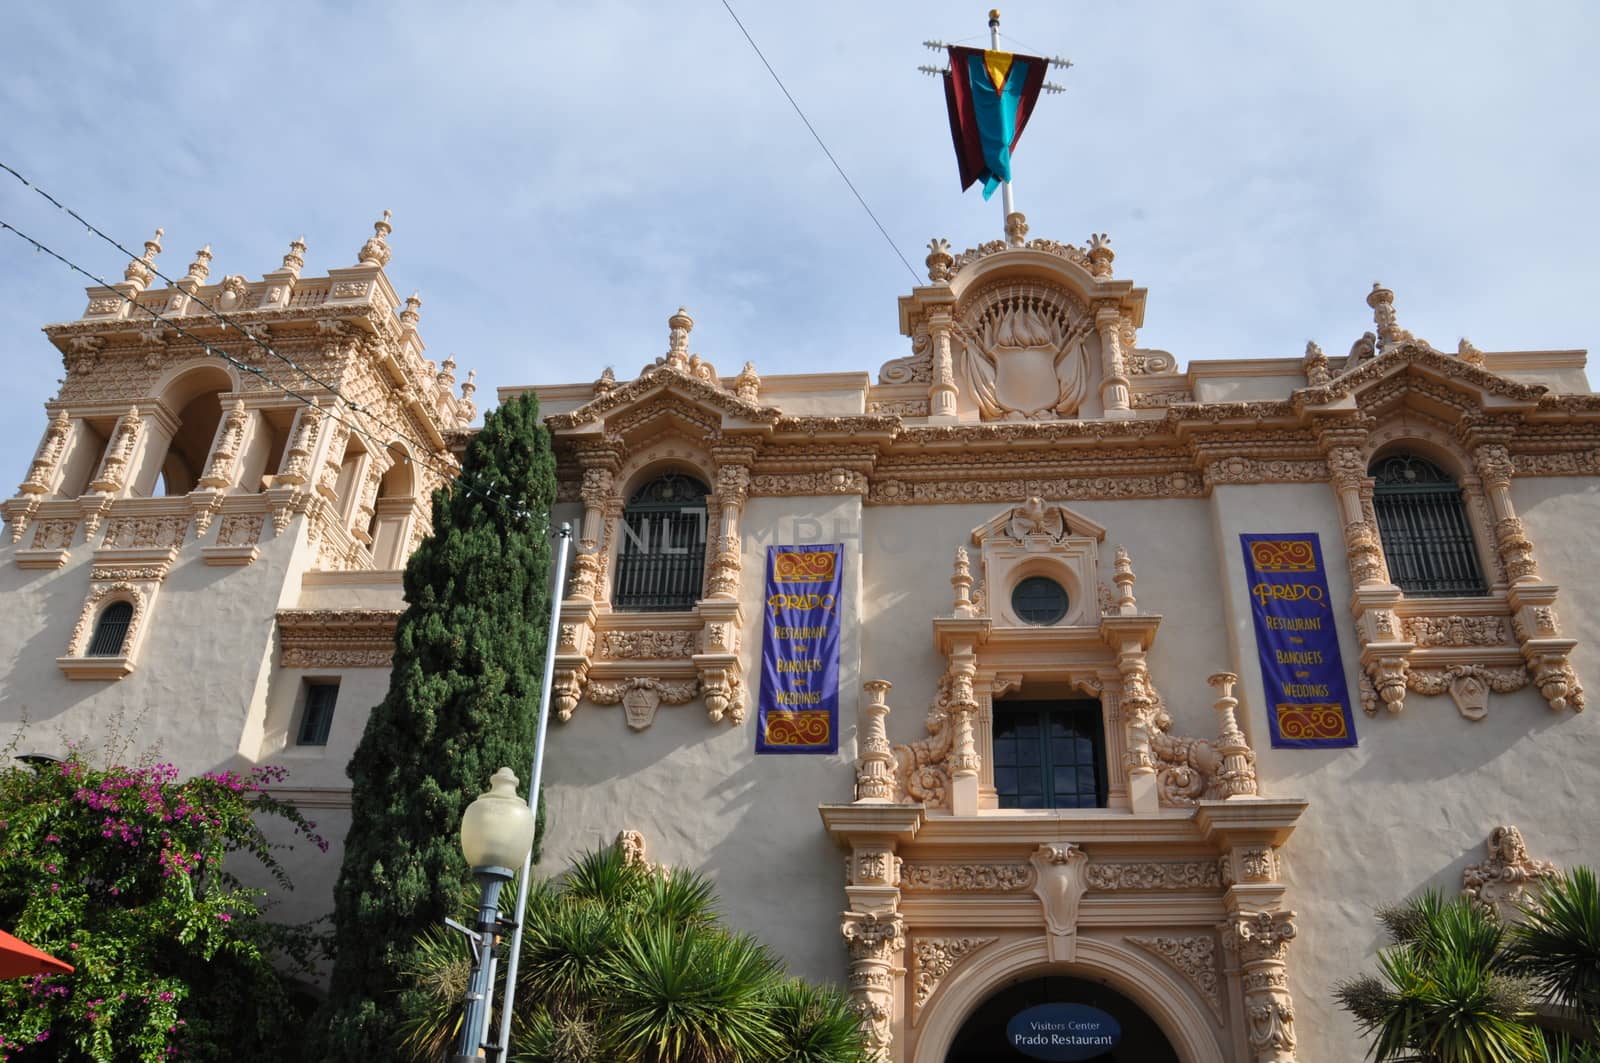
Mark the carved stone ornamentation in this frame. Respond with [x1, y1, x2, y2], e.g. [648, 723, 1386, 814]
[1403, 615, 1509, 647]
[616, 829, 650, 868]
[1223, 910, 1299, 1062]
[952, 288, 1095, 421]
[900, 862, 1034, 892]
[1462, 825, 1558, 921]
[912, 937, 995, 1017]
[1031, 843, 1090, 960]
[893, 674, 954, 808]
[1405, 664, 1529, 721]
[1085, 862, 1222, 891]
[842, 911, 904, 1062]
[585, 676, 700, 731]
[595, 629, 698, 660]
[1127, 935, 1221, 1018]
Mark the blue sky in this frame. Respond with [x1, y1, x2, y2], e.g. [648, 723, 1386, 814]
[2, 1, 1596, 473]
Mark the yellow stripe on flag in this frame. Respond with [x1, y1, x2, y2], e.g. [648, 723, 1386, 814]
[983, 49, 1014, 92]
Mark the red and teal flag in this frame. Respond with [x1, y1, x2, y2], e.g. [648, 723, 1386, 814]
[943, 45, 1048, 199]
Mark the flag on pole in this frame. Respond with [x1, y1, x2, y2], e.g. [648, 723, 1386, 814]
[942, 45, 1048, 199]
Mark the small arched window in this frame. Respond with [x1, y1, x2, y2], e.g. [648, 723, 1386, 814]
[87, 601, 134, 657]
[1370, 454, 1487, 597]
[612, 474, 708, 612]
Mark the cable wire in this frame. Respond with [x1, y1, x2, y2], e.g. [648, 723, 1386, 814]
[716, 0, 922, 285]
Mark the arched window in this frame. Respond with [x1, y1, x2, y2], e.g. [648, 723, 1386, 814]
[1370, 453, 1487, 597]
[612, 474, 708, 612]
[87, 601, 134, 657]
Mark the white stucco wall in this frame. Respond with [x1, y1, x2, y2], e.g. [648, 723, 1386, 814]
[533, 495, 863, 983]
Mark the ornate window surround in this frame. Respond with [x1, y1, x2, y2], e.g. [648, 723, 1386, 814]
[1311, 354, 1584, 719]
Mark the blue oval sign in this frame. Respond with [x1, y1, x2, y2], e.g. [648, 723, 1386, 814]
[1005, 1003, 1122, 1061]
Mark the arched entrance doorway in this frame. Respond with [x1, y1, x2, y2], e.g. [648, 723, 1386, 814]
[947, 974, 1180, 1062]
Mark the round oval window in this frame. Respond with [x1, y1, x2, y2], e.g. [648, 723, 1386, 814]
[1012, 576, 1068, 625]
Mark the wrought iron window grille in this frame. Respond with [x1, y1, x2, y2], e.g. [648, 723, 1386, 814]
[612, 474, 709, 612]
[1370, 454, 1488, 598]
[86, 601, 133, 657]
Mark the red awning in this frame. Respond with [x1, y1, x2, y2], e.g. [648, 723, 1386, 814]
[0, 929, 74, 980]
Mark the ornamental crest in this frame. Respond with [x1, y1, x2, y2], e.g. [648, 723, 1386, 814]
[956, 285, 1093, 420]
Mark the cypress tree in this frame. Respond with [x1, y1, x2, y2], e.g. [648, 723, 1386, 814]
[318, 392, 556, 1059]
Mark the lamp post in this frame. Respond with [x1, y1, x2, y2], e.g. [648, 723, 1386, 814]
[452, 767, 536, 1063]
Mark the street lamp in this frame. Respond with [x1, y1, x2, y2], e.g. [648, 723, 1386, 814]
[452, 767, 536, 1063]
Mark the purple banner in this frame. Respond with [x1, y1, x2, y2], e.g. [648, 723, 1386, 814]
[1240, 533, 1358, 749]
[756, 544, 842, 754]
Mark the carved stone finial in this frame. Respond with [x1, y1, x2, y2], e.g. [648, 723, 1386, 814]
[1458, 337, 1486, 366]
[1462, 825, 1558, 921]
[281, 235, 307, 276]
[436, 354, 456, 390]
[400, 290, 422, 328]
[666, 307, 693, 370]
[951, 546, 974, 616]
[1004, 211, 1029, 246]
[1113, 545, 1137, 615]
[122, 227, 164, 291]
[356, 209, 393, 267]
[1302, 340, 1330, 386]
[734, 361, 761, 403]
[593, 366, 617, 395]
[1367, 281, 1412, 350]
[182, 245, 212, 286]
[460, 369, 477, 402]
[926, 237, 955, 283]
[1087, 233, 1114, 278]
[855, 680, 897, 802]
[1208, 672, 1258, 798]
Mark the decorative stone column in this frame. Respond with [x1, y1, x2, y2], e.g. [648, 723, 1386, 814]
[1095, 305, 1131, 418]
[928, 308, 959, 421]
[842, 910, 905, 1063]
[569, 447, 618, 601]
[274, 402, 323, 487]
[945, 648, 981, 816]
[1470, 435, 1582, 711]
[950, 547, 974, 616]
[350, 451, 390, 544]
[697, 449, 752, 724]
[89, 406, 144, 496]
[198, 400, 250, 491]
[19, 409, 72, 497]
[1222, 910, 1298, 1063]
[856, 680, 897, 802]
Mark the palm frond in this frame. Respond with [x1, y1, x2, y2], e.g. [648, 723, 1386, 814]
[1513, 867, 1600, 1018]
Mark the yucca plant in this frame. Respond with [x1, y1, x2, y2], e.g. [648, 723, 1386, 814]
[1512, 867, 1600, 1024]
[767, 978, 874, 1063]
[1336, 891, 1544, 1062]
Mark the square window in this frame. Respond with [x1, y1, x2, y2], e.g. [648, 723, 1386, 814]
[993, 700, 1106, 810]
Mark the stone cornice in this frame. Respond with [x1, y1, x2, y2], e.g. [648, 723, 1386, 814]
[539, 350, 1598, 504]
[276, 608, 403, 669]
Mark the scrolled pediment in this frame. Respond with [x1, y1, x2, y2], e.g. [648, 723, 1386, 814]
[1294, 341, 1548, 414]
[544, 364, 781, 434]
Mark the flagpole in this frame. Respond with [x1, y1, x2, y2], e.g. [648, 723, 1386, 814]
[492, 521, 572, 1059]
[989, 8, 1016, 224]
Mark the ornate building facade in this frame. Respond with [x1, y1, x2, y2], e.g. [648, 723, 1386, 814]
[3, 212, 1597, 1061]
